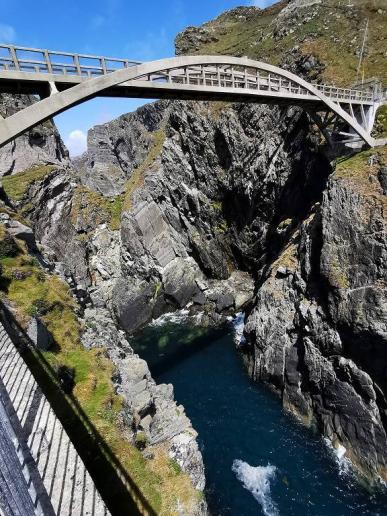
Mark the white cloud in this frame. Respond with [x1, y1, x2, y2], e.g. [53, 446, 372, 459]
[65, 129, 87, 156]
[0, 24, 16, 43]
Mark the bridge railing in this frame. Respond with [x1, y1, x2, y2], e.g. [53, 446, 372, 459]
[0, 44, 375, 103]
[314, 83, 373, 102]
[0, 44, 141, 78]
[142, 65, 374, 102]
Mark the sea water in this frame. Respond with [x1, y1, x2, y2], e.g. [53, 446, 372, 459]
[130, 313, 387, 516]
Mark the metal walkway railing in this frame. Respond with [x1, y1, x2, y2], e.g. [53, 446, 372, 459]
[0, 44, 376, 103]
[0, 44, 141, 77]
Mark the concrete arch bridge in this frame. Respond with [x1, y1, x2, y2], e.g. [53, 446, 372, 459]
[0, 44, 386, 149]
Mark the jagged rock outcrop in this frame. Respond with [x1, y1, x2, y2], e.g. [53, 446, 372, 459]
[0, 94, 69, 176]
[81, 307, 206, 493]
[74, 101, 170, 197]
[244, 151, 387, 482]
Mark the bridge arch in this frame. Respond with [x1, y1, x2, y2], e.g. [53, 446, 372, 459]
[0, 55, 377, 148]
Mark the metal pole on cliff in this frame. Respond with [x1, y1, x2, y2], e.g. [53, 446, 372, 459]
[356, 18, 369, 84]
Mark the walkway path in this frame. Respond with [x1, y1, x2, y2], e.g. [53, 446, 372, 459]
[0, 322, 109, 516]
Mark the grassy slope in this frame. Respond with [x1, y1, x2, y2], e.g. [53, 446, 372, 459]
[2, 165, 57, 201]
[0, 225, 200, 514]
[70, 186, 124, 231]
[178, 0, 387, 87]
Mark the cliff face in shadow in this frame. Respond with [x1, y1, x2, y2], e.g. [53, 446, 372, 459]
[244, 149, 387, 482]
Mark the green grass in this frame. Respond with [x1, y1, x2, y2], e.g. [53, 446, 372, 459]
[327, 257, 350, 290]
[0, 224, 201, 514]
[70, 187, 124, 231]
[373, 105, 387, 139]
[2, 165, 57, 201]
[179, 0, 387, 88]
[334, 146, 387, 180]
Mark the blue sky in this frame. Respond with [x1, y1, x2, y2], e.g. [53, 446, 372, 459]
[0, 0, 275, 155]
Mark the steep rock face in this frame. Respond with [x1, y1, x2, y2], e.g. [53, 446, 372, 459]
[26, 98, 325, 335]
[74, 101, 170, 197]
[244, 150, 387, 482]
[0, 94, 69, 176]
[0, 97, 207, 510]
[81, 307, 206, 493]
[107, 100, 327, 332]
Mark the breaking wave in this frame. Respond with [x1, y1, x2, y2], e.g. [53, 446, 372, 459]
[149, 309, 190, 327]
[324, 438, 353, 478]
[232, 460, 279, 516]
[232, 312, 246, 346]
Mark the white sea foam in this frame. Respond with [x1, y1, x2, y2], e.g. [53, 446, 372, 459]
[232, 312, 246, 346]
[232, 460, 279, 516]
[324, 438, 352, 477]
[149, 309, 190, 327]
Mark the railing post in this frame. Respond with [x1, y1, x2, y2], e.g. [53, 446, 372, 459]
[9, 46, 20, 71]
[43, 50, 53, 73]
[73, 54, 81, 76]
[100, 57, 107, 74]
[202, 66, 206, 86]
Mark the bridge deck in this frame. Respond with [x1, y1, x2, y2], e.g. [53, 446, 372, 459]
[0, 44, 375, 105]
[0, 322, 109, 516]
[0, 45, 384, 149]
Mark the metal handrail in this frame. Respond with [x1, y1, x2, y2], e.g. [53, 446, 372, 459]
[0, 44, 376, 103]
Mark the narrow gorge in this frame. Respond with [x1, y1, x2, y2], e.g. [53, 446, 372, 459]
[0, 0, 386, 514]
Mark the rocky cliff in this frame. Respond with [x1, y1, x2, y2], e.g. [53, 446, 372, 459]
[244, 148, 387, 481]
[0, 0, 386, 507]
[0, 94, 69, 176]
[0, 103, 207, 513]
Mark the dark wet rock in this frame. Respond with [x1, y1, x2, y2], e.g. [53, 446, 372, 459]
[378, 166, 387, 194]
[112, 278, 156, 332]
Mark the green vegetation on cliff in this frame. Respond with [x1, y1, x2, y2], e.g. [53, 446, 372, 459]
[0, 224, 201, 514]
[123, 129, 166, 212]
[2, 165, 57, 201]
[176, 0, 387, 87]
[70, 186, 124, 231]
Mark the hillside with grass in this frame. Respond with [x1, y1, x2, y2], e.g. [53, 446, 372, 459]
[0, 220, 202, 515]
[175, 0, 387, 87]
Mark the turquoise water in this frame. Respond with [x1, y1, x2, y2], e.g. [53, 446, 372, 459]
[130, 315, 387, 516]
